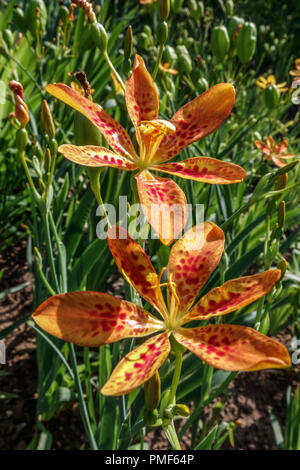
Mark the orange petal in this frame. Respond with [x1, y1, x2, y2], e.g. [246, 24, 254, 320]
[32, 292, 164, 347]
[152, 157, 246, 184]
[107, 226, 168, 317]
[46, 83, 136, 159]
[167, 223, 224, 316]
[136, 170, 188, 246]
[174, 325, 291, 371]
[254, 140, 271, 156]
[277, 139, 288, 153]
[272, 157, 289, 168]
[58, 145, 137, 170]
[154, 83, 235, 163]
[125, 55, 159, 127]
[181, 270, 281, 323]
[101, 332, 170, 396]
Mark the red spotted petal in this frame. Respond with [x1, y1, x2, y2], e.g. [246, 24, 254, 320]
[152, 157, 246, 184]
[46, 83, 136, 159]
[58, 145, 137, 170]
[32, 292, 164, 347]
[154, 83, 235, 163]
[136, 170, 188, 246]
[101, 332, 170, 396]
[181, 270, 281, 324]
[125, 55, 159, 127]
[277, 139, 289, 153]
[107, 226, 168, 317]
[174, 325, 291, 371]
[167, 223, 224, 316]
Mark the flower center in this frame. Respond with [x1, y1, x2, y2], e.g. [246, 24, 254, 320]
[136, 119, 176, 169]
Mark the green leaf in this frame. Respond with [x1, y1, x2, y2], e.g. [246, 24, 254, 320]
[194, 425, 218, 450]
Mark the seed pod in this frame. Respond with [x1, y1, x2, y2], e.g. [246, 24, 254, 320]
[157, 21, 168, 46]
[91, 22, 108, 53]
[138, 32, 150, 50]
[236, 22, 257, 64]
[144, 371, 161, 411]
[3, 29, 14, 49]
[263, 85, 280, 110]
[25, 0, 47, 37]
[210, 26, 230, 62]
[158, 0, 170, 21]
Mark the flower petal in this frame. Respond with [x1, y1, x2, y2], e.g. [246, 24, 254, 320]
[174, 325, 291, 371]
[181, 269, 281, 323]
[154, 83, 235, 163]
[167, 223, 224, 316]
[107, 226, 167, 317]
[255, 140, 271, 156]
[33, 292, 164, 347]
[277, 139, 288, 153]
[136, 170, 188, 245]
[125, 55, 159, 127]
[152, 157, 246, 184]
[272, 157, 289, 168]
[46, 83, 136, 159]
[58, 144, 137, 170]
[101, 332, 170, 396]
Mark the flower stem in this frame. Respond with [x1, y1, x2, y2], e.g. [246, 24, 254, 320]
[168, 352, 182, 406]
[103, 52, 126, 93]
[152, 44, 164, 81]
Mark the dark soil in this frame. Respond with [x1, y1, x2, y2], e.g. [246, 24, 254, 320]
[0, 242, 299, 450]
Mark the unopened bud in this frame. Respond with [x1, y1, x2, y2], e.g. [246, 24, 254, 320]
[9, 81, 29, 128]
[44, 147, 51, 172]
[278, 201, 286, 228]
[144, 371, 161, 411]
[124, 26, 133, 59]
[158, 0, 170, 21]
[275, 172, 288, 192]
[157, 21, 168, 46]
[41, 100, 55, 138]
[92, 22, 108, 52]
[277, 258, 287, 278]
[172, 404, 190, 417]
[144, 409, 161, 426]
[16, 127, 28, 152]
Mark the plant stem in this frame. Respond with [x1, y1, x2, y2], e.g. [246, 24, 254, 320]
[168, 353, 182, 406]
[69, 343, 98, 450]
[103, 52, 126, 93]
[152, 44, 164, 81]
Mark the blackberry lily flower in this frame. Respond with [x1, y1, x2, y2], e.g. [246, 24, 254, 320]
[46, 56, 246, 245]
[33, 224, 290, 396]
[255, 136, 295, 168]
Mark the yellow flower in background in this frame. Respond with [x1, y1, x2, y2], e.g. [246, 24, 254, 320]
[256, 74, 288, 93]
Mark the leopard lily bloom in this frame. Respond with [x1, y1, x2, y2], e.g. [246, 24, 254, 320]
[46, 55, 246, 244]
[255, 136, 295, 168]
[33, 224, 290, 396]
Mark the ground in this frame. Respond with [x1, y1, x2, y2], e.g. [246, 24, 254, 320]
[0, 242, 299, 450]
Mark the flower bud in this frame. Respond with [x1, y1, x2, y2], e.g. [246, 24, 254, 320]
[236, 22, 257, 64]
[227, 16, 244, 41]
[225, 0, 234, 16]
[157, 21, 168, 45]
[92, 22, 108, 53]
[124, 25, 133, 59]
[172, 404, 190, 417]
[16, 127, 28, 152]
[277, 258, 287, 278]
[144, 409, 161, 427]
[41, 100, 55, 138]
[196, 77, 209, 93]
[144, 371, 161, 411]
[44, 147, 51, 173]
[210, 26, 230, 62]
[9, 81, 29, 128]
[278, 201, 286, 228]
[158, 0, 170, 21]
[171, 0, 184, 13]
[263, 84, 280, 110]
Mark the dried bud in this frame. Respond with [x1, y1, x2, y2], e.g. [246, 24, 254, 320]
[71, 0, 96, 23]
[158, 0, 170, 21]
[278, 201, 286, 228]
[41, 100, 55, 138]
[9, 81, 29, 128]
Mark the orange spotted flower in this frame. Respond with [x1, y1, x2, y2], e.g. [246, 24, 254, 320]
[256, 74, 288, 93]
[255, 136, 295, 168]
[45, 55, 246, 245]
[33, 224, 290, 396]
[289, 58, 300, 79]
